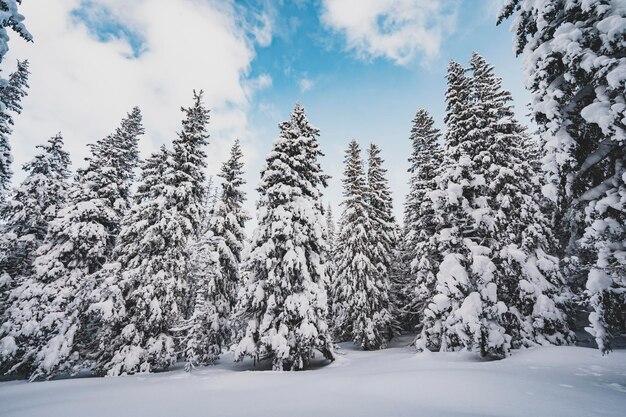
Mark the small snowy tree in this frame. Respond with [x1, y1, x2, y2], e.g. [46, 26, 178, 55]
[498, 0, 625, 353]
[0, 109, 143, 379]
[0, 59, 29, 207]
[332, 140, 393, 350]
[235, 104, 334, 370]
[91, 93, 209, 376]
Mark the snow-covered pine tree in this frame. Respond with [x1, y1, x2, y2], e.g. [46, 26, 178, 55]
[325, 203, 336, 254]
[365, 143, 396, 337]
[0, 109, 143, 380]
[180, 139, 248, 369]
[332, 140, 393, 350]
[324, 203, 337, 326]
[89, 146, 175, 376]
[470, 52, 572, 348]
[401, 109, 443, 332]
[91, 92, 209, 376]
[235, 103, 334, 370]
[0, 1, 31, 208]
[417, 60, 508, 358]
[209, 139, 248, 309]
[498, 0, 625, 353]
[0, 134, 70, 312]
[0, 59, 29, 208]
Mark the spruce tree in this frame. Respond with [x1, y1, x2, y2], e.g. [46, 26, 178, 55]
[91, 92, 209, 376]
[234, 104, 334, 370]
[0, 110, 143, 379]
[498, 0, 625, 353]
[470, 52, 572, 347]
[209, 139, 248, 308]
[401, 109, 443, 331]
[0, 134, 70, 330]
[0, 59, 29, 207]
[0, 134, 70, 279]
[417, 60, 508, 358]
[0, 1, 31, 207]
[365, 143, 396, 338]
[332, 140, 393, 350]
[181, 139, 248, 369]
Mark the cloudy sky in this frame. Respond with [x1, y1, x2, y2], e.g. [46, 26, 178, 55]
[6, 0, 529, 227]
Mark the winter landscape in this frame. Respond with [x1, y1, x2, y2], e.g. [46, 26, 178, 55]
[0, 1, 625, 416]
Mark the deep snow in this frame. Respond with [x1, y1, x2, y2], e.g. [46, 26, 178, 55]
[1, 337, 625, 417]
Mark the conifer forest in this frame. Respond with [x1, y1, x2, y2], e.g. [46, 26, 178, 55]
[0, 1, 624, 416]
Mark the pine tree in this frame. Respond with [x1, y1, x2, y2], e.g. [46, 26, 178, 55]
[332, 140, 393, 350]
[0, 59, 29, 207]
[470, 52, 572, 348]
[91, 93, 209, 376]
[0, 110, 143, 379]
[180, 139, 248, 369]
[417, 60, 508, 358]
[0, 1, 31, 208]
[365, 143, 396, 338]
[401, 109, 443, 331]
[498, 0, 625, 353]
[0, 134, 70, 284]
[209, 139, 248, 308]
[235, 104, 334, 370]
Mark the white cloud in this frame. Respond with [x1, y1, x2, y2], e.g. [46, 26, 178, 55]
[320, 0, 459, 65]
[298, 77, 314, 93]
[5, 0, 270, 182]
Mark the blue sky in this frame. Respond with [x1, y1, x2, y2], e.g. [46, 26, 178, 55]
[237, 0, 532, 221]
[8, 0, 530, 226]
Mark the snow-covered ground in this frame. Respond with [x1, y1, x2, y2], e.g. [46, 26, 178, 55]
[1, 337, 625, 417]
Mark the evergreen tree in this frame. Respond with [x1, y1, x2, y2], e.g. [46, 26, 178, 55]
[325, 203, 336, 255]
[417, 60, 508, 358]
[209, 139, 248, 308]
[470, 52, 572, 348]
[0, 59, 29, 207]
[498, 0, 625, 353]
[235, 104, 334, 370]
[0, 134, 70, 280]
[401, 109, 443, 331]
[180, 139, 248, 369]
[0, 1, 31, 207]
[332, 140, 393, 350]
[0, 134, 70, 328]
[91, 92, 209, 376]
[0, 110, 143, 379]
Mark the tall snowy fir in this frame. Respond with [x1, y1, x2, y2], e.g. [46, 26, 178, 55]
[470, 52, 572, 348]
[0, 59, 29, 208]
[498, 0, 625, 353]
[181, 139, 248, 369]
[401, 109, 443, 331]
[0, 109, 143, 380]
[235, 104, 334, 370]
[366, 143, 396, 335]
[417, 60, 509, 358]
[0, 134, 70, 324]
[332, 140, 393, 350]
[91, 92, 209, 376]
